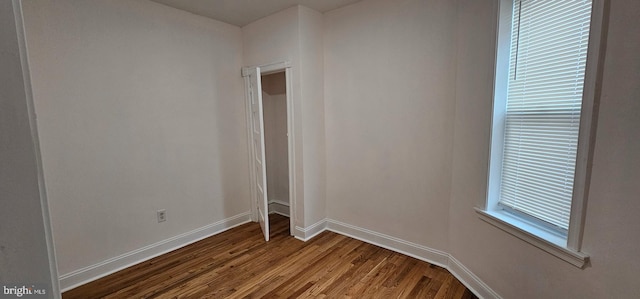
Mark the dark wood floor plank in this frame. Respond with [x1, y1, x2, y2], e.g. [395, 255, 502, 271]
[392, 260, 433, 299]
[258, 239, 364, 298]
[434, 273, 458, 299]
[290, 243, 377, 298]
[67, 222, 265, 299]
[63, 214, 478, 299]
[227, 234, 355, 298]
[162, 234, 335, 298]
[296, 242, 379, 298]
[174, 231, 343, 298]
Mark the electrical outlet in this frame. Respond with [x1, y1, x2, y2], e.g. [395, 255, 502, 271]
[157, 209, 166, 223]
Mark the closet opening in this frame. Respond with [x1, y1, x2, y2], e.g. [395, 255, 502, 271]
[242, 62, 295, 242]
[261, 71, 290, 236]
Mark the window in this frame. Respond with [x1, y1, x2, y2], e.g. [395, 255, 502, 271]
[477, 0, 604, 268]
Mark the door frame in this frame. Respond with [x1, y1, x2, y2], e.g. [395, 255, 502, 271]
[242, 61, 296, 236]
[11, 0, 62, 296]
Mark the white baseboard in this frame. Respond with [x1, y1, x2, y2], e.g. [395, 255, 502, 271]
[448, 255, 502, 299]
[59, 212, 252, 292]
[268, 199, 290, 217]
[325, 219, 449, 268]
[322, 219, 501, 299]
[293, 218, 327, 241]
[58, 212, 501, 299]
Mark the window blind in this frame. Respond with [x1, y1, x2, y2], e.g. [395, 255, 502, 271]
[499, 0, 593, 231]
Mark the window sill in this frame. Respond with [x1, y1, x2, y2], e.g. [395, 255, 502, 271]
[475, 208, 589, 268]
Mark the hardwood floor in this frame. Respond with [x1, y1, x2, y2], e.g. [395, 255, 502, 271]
[64, 214, 478, 299]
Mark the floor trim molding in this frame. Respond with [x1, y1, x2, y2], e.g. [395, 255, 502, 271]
[448, 255, 502, 299]
[293, 218, 327, 241]
[326, 219, 449, 268]
[268, 199, 290, 217]
[59, 212, 252, 292]
[324, 218, 501, 299]
[59, 213, 501, 298]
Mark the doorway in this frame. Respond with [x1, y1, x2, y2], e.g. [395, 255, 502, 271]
[262, 71, 290, 222]
[242, 62, 295, 241]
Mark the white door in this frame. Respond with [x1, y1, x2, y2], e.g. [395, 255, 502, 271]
[249, 67, 270, 241]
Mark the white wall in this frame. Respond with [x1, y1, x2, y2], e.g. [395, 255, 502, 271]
[14, 0, 640, 297]
[0, 1, 59, 295]
[324, 0, 457, 250]
[242, 5, 326, 230]
[298, 6, 326, 227]
[22, 0, 248, 278]
[450, 0, 640, 298]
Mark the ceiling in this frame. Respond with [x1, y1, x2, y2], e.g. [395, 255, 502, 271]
[150, 0, 362, 27]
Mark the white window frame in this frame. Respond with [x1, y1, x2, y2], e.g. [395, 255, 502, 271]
[477, 0, 606, 268]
